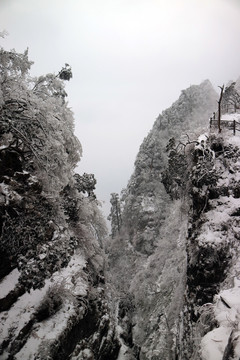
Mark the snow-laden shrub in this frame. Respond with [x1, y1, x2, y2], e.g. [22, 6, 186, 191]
[34, 282, 67, 321]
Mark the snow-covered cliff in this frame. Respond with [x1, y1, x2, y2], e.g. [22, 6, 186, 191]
[190, 128, 240, 360]
[1, 44, 240, 360]
[107, 82, 240, 359]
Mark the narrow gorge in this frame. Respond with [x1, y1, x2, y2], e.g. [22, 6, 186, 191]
[1, 46, 240, 360]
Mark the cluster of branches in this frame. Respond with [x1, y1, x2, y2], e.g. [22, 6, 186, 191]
[74, 173, 97, 198]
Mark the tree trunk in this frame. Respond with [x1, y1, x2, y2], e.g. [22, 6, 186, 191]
[218, 85, 224, 133]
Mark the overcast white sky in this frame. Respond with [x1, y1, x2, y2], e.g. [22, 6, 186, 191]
[1, 0, 240, 218]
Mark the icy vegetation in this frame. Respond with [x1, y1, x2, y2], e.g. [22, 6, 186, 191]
[1, 42, 240, 359]
[0, 46, 119, 359]
[197, 128, 240, 360]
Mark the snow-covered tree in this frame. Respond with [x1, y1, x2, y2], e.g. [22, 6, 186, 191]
[108, 193, 122, 238]
[222, 82, 240, 113]
[74, 172, 96, 198]
[0, 46, 106, 292]
[58, 63, 72, 81]
[0, 47, 82, 196]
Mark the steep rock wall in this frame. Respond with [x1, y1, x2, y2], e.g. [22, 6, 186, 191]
[107, 80, 218, 359]
[181, 132, 240, 359]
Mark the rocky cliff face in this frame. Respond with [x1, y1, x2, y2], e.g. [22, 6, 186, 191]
[107, 81, 240, 359]
[173, 131, 240, 359]
[120, 79, 217, 256]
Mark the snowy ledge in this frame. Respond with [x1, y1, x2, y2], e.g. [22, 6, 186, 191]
[201, 278, 240, 360]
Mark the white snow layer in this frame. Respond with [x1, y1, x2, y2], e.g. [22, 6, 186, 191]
[0, 252, 87, 359]
[201, 279, 240, 360]
[200, 129, 240, 359]
[0, 268, 20, 297]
